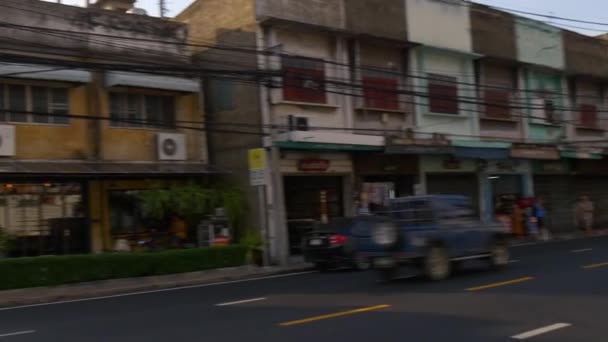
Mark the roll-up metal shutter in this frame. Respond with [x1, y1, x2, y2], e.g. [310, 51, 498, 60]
[534, 176, 574, 233]
[427, 173, 479, 215]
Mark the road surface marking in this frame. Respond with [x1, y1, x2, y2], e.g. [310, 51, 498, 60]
[572, 248, 592, 253]
[582, 261, 608, 269]
[0, 330, 36, 338]
[452, 254, 491, 261]
[279, 304, 390, 326]
[0, 271, 316, 312]
[509, 259, 521, 263]
[511, 323, 571, 340]
[215, 297, 267, 306]
[466, 277, 534, 292]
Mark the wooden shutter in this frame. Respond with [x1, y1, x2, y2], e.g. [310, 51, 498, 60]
[428, 75, 458, 114]
[484, 89, 510, 118]
[362, 76, 399, 110]
[579, 104, 598, 128]
[282, 57, 326, 104]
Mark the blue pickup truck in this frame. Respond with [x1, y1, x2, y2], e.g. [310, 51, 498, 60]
[371, 195, 510, 281]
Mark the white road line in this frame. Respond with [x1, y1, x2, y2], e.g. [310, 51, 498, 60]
[509, 259, 521, 263]
[0, 330, 36, 338]
[572, 248, 592, 253]
[0, 271, 315, 312]
[511, 323, 571, 340]
[215, 297, 267, 306]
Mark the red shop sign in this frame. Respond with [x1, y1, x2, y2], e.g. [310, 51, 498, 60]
[298, 159, 330, 172]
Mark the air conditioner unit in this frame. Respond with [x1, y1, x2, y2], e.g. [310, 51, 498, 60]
[156, 133, 187, 161]
[0, 125, 16, 157]
[287, 115, 309, 131]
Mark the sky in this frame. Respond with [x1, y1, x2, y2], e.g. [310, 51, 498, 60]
[44, 0, 608, 36]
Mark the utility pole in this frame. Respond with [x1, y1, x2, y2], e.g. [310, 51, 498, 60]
[266, 80, 288, 266]
[159, 0, 168, 18]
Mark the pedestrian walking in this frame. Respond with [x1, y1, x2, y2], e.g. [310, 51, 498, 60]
[576, 195, 594, 236]
[533, 197, 550, 241]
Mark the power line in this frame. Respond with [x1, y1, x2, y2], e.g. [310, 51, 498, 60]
[1, 3, 606, 104]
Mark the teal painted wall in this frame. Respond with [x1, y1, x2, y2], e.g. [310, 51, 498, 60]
[524, 70, 565, 141]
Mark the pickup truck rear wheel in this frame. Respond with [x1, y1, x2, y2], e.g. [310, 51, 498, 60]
[424, 246, 451, 281]
[353, 253, 371, 271]
[489, 240, 509, 269]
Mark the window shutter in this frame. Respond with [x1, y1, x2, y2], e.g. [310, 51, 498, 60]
[428, 76, 458, 115]
[579, 104, 598, 128]
[362, 76, 399, 110]
[282, 57, 326, 104]
[484, 89, 510, 118]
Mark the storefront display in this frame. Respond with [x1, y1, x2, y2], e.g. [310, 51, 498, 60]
[0, 182, 86, 256]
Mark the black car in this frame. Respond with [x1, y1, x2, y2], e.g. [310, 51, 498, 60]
[302, 217, 385, 271]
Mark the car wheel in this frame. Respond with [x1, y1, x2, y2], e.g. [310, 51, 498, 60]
[489, 240, 509, 269]
[424, 246, 451, 281]
[353, 254, 371, 271]
[315, 262, 329, 272]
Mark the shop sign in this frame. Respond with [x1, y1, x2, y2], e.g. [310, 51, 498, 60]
[385, 136, 452, 155]
[442, 158, 461, 170]
[483, 160, 530, 174]
[534, 161, 570, 174]
[385, 145, 453, 155]
[298, 159, 330, 172]
[510, 144, 560, 160]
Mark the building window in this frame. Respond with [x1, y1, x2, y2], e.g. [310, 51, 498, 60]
[483, 89, 511, 119]
[362, 72, 399, 110]
[428, 74, 458, 114]
[282, 56, 326, 104]
[544, 99, 556, 123]
[206, 79, 234, 113]
[579, 104, 598, 128]
[110, 93, 176, 128]
[0, 84, 69, 124]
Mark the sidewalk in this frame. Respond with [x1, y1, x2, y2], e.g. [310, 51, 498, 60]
[0, 263, 313, 308]
[510, 228, 608, 246]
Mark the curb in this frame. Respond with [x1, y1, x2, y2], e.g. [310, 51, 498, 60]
[0, 263, 314, 308]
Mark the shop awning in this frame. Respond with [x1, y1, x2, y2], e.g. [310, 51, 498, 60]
[105, 71, 199, 93]
[0, 161, 226, 178]
[0, 63, 91, 83]
[453, 146, 510, 160]
[277, 141, 383, 151]
[560, 150, 603, 160]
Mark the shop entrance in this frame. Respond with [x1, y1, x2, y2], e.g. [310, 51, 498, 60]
[491, 174, 524, 234]
[284, 176, 344, 255]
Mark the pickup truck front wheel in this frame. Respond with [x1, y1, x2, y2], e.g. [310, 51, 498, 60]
[424, 246, 451, 281]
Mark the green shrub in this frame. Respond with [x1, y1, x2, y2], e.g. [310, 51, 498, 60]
[0, 245, 247, 290]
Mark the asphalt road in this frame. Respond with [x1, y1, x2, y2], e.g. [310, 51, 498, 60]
[2, 236, 608, 341]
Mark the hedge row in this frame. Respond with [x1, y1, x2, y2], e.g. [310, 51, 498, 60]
[0, 245, 247, 290]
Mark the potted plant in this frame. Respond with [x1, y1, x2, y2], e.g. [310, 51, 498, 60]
[0, 227, 14, 258]
[241, 229, 264, 266]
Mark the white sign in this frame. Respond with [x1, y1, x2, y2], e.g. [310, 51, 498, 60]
[250, 169, 265, 187]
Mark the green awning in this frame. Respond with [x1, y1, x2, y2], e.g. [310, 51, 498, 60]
[560, 151, 603, 160]
[276, 141, 383, 152]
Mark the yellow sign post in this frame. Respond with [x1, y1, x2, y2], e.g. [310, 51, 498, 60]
[248, 148, 266, 186]
[248, 148, 266, 171]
